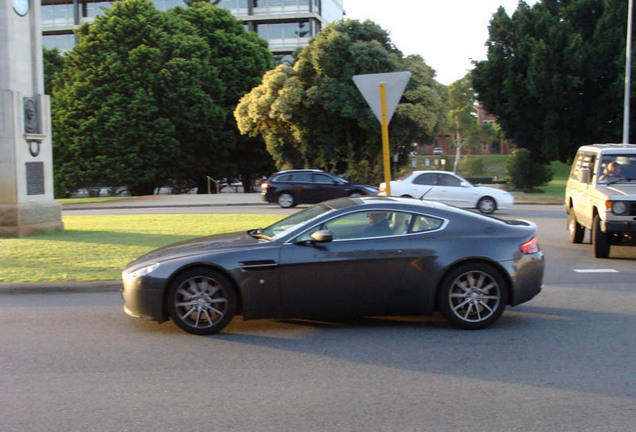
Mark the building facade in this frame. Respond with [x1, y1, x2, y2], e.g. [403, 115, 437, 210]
[41, 0, 344, 63]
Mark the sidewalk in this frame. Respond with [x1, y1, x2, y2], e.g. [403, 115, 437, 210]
[1, 191, 561, 295]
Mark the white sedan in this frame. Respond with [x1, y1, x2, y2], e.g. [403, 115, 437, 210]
[379, 171, 514, 214]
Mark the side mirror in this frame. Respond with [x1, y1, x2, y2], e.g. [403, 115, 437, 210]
[578, 168, 591, 184]
[311, 230, 333, 243]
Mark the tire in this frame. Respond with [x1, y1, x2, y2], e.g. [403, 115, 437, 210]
[438, 263, 508, 330]
[567, 211, 585, 244]
[277, 192, 296, 208]
[477, 196, 496, 214]
[592, 215, 610, 258]
[166, 268, 237, 335]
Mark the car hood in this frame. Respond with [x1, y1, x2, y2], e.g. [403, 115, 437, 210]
[125, 231, 263, 269]
[606, 183, 636, 198]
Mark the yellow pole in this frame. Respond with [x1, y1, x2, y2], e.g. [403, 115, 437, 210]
[379, 82, 391, 196]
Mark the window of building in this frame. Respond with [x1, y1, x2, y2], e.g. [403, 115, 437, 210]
[257, 21, 310, 40]
[42, 4, 75, 27]
[43, 34, 76, 51]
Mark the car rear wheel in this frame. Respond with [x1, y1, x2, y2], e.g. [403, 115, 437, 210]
[477, 197, 496, 214]
[277, 192, 296, 208]
[438, 263, 508, 329]
[593, 215, 610, 258]
[167, 268, 237, 335]
[567, 211, 585, 243]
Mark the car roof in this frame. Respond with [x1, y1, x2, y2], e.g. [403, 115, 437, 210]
[274, 169, 325, 174]
[407, 170, 458, 175]
[577, 143, 636, 153]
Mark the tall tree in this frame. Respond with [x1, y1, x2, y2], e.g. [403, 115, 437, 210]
[52, 0, 223, 196]
[169, 2, 274, 192]
[235, 19, 447, 183]
[472, 0, 632, 162]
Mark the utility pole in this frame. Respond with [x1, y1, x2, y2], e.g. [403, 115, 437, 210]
[623, 0, 633, 143]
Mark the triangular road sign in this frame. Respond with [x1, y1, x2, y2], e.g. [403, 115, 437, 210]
[353, 71, 411, 123]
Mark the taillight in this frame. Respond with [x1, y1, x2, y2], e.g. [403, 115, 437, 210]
[379, 184, 386, 193]
[261, 183, 269, 192]
[520, 237, 540, 254]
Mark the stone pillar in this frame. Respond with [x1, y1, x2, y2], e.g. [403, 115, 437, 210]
[1, 0, 63, 236]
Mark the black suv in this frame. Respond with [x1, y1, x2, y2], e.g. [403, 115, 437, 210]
[261, 169, 378, 208]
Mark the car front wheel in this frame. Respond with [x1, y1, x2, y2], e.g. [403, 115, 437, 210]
[166, 268, 237, 335]
[593, 215, 610, 258]
[568, 211, 585, 243]
[477, 196, 496, 214]
[277, 192, 296, 208]
[438, 263, 508, 329]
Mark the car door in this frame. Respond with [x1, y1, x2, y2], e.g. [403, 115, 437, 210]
[277, 210, 410, 317]
[408, 172, 436, 198]
[424, 173, 473, 207]
[290, 172, 317, 203]
[312, 173, 344, 202]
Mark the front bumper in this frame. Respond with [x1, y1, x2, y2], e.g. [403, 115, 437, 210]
[602, 220, 636, 234]
[121, 276, 167, 322]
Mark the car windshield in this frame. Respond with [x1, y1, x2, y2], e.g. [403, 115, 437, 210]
[597, 154, 636, 183]
[260, 203, 333, 240]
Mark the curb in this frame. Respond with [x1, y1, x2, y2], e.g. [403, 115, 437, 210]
[0, 280, 121, 295]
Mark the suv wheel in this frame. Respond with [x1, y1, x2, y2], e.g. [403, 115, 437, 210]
[277, 192, 296, 208]
[568, 211, 585, 243]
[593, 215, 610, 258]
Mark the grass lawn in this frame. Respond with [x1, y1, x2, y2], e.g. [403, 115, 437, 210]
[0, 214, 282, 284]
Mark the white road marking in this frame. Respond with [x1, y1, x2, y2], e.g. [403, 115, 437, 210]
[573, 269, 619, 273]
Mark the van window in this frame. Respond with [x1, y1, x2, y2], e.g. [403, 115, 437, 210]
[569, 152, 596, 180]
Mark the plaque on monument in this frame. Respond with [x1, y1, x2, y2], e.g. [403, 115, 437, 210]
[26, 162, 45, 195]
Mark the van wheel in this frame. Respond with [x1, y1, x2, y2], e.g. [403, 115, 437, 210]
[593, 215, 610, 258]
[568, 212, 585, 243]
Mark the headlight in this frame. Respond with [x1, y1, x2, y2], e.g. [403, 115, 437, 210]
[612, 201, 628, 215]
[123, 263, 160, 284]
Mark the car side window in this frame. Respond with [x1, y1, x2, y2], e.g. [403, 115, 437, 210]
[410, 215, 443, 233]
[276, 174, 292, 182]
[437, 174, 461, 186]
[413, 173, 435, 185]
[313, 174, 334, 184]
[291, 173, 312, 182]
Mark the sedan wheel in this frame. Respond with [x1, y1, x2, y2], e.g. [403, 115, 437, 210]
[567, 211, 585, 244]
[167, 268, 237, 335]
[439, 263, 508, 329]
[477, 196, 496, 214]
[277, 192, 296, 208]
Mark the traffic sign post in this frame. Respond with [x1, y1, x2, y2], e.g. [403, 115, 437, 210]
[353, 71, 411, 196]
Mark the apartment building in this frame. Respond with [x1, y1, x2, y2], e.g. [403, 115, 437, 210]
[41, 0, 344, 64]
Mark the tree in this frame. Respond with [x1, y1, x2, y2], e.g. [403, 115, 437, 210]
[43, 48, 65, 96]
[235, 19, 447, 183]
[169, 2, 274, 192]
[52, 0, 224, 196]
[446, 74, 500, 172]
[472, 0, 633, 162]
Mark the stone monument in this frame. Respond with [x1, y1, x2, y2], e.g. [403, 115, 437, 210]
[1, 0, 63, 236]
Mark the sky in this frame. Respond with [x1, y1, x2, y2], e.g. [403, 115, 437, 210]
[342, 0, 539, 85]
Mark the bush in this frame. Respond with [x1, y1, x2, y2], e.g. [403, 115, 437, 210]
[459, 156, 485, 177]
[506, 149, 553, 192]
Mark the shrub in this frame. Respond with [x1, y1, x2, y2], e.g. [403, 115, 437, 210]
[506, 149, 553, 192]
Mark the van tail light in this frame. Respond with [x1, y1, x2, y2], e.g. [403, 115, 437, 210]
[520, 237, 540, 254]
[379, 184, 386, 193]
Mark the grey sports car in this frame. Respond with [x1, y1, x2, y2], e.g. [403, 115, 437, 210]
[122, 197, 544, 335]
